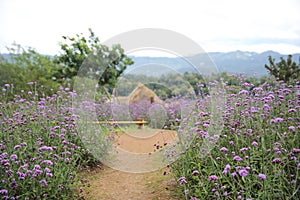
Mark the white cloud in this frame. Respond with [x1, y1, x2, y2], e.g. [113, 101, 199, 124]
[0, 0, 299, 55]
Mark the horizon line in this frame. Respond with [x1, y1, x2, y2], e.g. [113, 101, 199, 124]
[1, 49, 299, 58]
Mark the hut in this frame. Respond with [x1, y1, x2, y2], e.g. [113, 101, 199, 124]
[128, 83, 162, 105]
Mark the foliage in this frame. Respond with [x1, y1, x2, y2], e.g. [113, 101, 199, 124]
[0, 44, 62, 99]
[115, 72, 269, 99]
[115, 73, 207, 99]
[0, 84, 111, 199]
[54, 29, 134, 90]
[170, 77, 300, 199]
[265, 55, 300, 84]
[183, 72, 208, 96]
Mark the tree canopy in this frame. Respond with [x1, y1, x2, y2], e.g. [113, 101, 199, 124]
[265, 55, 300, 84]
[54, 28, 134, 90]
[0, 44, 61, 98]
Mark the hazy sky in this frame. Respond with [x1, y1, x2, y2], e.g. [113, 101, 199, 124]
[0, 0, 300, 55]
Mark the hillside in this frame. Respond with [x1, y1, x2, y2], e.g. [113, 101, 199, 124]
[2, 51, 299, 77]
[128, 51, 300, 76]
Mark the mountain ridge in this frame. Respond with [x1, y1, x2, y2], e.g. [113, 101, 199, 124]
[128, 50, 300, 76]
[1, 50, 299, 76]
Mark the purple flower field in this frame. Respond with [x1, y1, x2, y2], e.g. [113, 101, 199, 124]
[1, 74, 299, 199]
[170, 76, 300, 199]
[0, 84, 100, 199]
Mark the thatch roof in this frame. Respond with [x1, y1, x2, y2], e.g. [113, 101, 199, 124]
[128, 83, 162, 105]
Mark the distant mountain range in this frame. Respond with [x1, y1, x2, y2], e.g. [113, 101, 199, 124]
[2, 50, 299, 77]
[128, 50, 300, 77]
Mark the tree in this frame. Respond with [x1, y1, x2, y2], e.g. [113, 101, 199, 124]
[265, 55, 300, 84]
[55, 29, 134, 91]
[184, 72, 208, 96]
[0, 43, 61, 97]
[0, 56, 21, 87]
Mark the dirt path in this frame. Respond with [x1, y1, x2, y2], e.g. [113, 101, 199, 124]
[81, 166, 179, 200]
[80, 128, 181, 200]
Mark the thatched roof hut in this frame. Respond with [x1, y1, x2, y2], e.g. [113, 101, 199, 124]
[129, 83, 162, 105]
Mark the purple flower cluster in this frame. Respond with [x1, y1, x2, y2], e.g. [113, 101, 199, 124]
[258, 173, 266, 180]
[208, 175, 218, 182]
[233, 156, 243, 162]
[238, 169, 248, 177]
[178, 176, 187, 184]
[222, 164, 231, 174]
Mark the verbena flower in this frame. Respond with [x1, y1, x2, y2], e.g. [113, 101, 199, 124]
[273, 117, 284, 123]
[16, 171, 25, 180]
[192, 170, 199, 175]
[39, 179, 48, 187]
[178, 177, 187, 184]
[23, 169, 31, 177]
[272, 158, 281, 163]
[292, 148, 300, 153]
[250, 107, 258, 113]
[258, 173, 266, 180]
[208, 175, 218, 182]
[238, 169, 248, 177]
[0, 189, 8, 195]
[38, 146, 53, 151]
[274, 142, 281, 146]
[14, 145, 22, 150]
[233, 156, 243, 162]
[220, 147, 228, 152]
[10, 154, 18, 160]
[32, 169, 43, 177]
[252, 141, 258, 147]
[6, 169, 13, 177]
[44, 168, 51, 173]
[288, 108, 296, 113]
[239, 90, 249, 95]
[240, 147, 250, 152]
[42, 160, 54, 166]
[33, 164, 41, 170]
[1, 152, 8, 158]
[289, 126, 295, 131]
[1, 158, 9, 164]
[9, 179, 18, 189]
[222, 164, 231, 174]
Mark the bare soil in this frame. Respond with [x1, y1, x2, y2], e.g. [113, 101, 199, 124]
[115, 128, 178, 153]
[79, 128, 181, 200]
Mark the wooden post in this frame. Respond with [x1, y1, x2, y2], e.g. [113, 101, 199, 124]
[136, 118, 144, 129]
